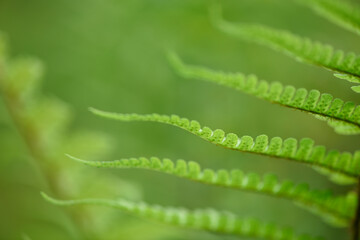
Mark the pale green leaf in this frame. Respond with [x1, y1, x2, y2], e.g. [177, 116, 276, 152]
[42, 192, 325, 240]
[67, 154, 355, 226]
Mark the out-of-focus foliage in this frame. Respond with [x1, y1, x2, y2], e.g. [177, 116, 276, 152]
[0, 34, 144, 239]
[1, 0, 360, 239]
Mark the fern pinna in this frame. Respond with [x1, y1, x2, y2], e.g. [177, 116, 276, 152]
[43, 1, 360, 240]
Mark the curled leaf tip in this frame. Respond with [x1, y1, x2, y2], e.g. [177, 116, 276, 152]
[65, 154, 87, 164]
[41, 192, 80, 206]
[89, 107, 110, 117]
[88, 107, 98, 113]
[166, 50, 181, 64]
[40, 192, 53, 202]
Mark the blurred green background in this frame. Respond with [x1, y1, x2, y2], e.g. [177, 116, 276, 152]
[1, 0, 360, 239]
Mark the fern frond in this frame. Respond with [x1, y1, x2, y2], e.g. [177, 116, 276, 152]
[211, 8, 360, 90]
[67, 154, 355, 225]
[167, 52, 360, 135]
[89, 108, 360, 178]
[41, 192, 325, 240]
[296, 0, 360, 36]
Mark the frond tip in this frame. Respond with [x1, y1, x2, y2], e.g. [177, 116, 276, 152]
[41, 192, 324, 240]
[67, 154, 355, 226]
[212, 9, 360, 91]
[89, 108, 360, 178]
[296, 0, 360, 36]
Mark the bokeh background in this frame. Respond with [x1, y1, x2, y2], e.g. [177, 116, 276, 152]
[1, 0, 360, 239]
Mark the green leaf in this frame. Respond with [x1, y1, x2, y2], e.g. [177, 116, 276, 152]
[41, 192, 325, 240]
[67, 154, 355, 226]
[296, 0, 360, 36]
[89, 108, 360, 178]
[211, 6, 360, 90]
[167, 52, 360, 135]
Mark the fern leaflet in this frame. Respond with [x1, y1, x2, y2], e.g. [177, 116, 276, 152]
[67, 154, 356, 226]
[296, 0, 360, 36]
[89, 108, 360, 178]
[41, 192, 325, 240]
[211, 7, 360, 90]
[168, 52, 360, 135]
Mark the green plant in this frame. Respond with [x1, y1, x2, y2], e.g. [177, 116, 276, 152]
[0, 34, 146, 239]
[40, 0, 360, 239]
